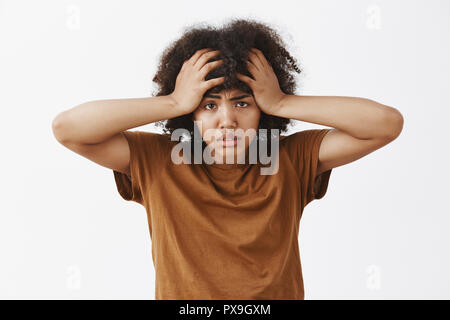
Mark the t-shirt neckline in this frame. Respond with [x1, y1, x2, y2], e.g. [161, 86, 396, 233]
[206, 161, 251, 170]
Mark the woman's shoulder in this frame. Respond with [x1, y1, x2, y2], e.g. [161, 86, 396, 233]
[123, 130, 174, 161]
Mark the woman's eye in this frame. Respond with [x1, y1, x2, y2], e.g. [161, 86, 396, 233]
[236, 101, 249, 108]
[203, 102, 249, 110]
[204, 103, 216, 110]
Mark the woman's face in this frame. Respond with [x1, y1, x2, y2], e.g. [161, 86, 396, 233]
[192, 88, 261, 163]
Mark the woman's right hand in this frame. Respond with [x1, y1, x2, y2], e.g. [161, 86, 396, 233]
[169, 48, 225, 115]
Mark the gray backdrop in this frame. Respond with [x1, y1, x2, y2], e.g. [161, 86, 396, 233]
[0, 0, 448, 299]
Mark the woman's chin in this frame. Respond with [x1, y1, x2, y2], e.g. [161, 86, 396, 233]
[213, 149, 246, 163]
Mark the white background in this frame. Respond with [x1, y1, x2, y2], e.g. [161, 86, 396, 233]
[1, 0, 449, 299]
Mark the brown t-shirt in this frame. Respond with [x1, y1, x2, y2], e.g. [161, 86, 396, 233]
[113, 128, 333, 300]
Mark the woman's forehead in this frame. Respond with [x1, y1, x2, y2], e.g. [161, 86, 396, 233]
[217, 88, 245, 94]
[204, 88, 252, 98]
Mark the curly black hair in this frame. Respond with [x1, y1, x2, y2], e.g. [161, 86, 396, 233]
[152, 18, 302, 141]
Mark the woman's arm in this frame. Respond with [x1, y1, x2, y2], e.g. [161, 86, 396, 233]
[51, 95, 182, 176]
[273, 95, 403, 140]
[51, 48, 225, 176]
[52, 95, 181, 144]
[236, 48, 404, 176]
[272, 95, 404, 175]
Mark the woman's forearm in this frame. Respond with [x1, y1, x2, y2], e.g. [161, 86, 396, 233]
[52, 95, 181, 144]
[273, 95, 403, 140]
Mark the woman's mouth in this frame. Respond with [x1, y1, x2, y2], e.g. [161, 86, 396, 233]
[220, 137, 239, 147]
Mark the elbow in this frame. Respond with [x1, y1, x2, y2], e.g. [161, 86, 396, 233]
[52, 112, 71, 144]
[381, 106, 404, 140]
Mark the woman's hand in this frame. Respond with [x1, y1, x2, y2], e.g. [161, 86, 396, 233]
[169, 48, 225, 115]
[236, 48, 286, 115]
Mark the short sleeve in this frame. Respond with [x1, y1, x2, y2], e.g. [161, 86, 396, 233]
[112, 130, 171, 207]
[283, 129, 333, 208]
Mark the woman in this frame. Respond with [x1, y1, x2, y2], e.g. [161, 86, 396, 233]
[52, 18, 403, 300]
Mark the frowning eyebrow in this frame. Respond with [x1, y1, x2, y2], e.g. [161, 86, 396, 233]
[204, 94, 251, 101]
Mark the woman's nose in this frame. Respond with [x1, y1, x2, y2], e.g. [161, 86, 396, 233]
[218, 105, 237, 128]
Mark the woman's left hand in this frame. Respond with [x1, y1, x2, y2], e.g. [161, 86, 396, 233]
[236, 48, 286, 115]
